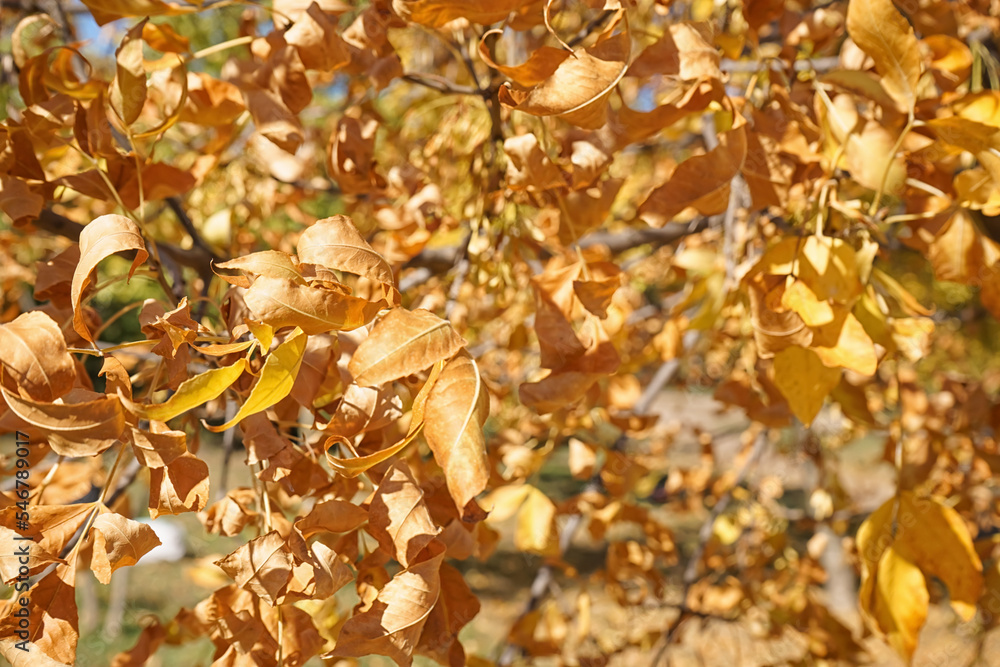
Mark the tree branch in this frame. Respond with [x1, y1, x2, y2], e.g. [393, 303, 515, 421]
[34, 208, 218, 277]
[402, 73, 482, 97]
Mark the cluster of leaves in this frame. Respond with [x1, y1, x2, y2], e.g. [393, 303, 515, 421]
[3, 0, 1000, 665]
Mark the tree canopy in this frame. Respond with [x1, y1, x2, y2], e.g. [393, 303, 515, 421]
[2, 0, 1000, 665]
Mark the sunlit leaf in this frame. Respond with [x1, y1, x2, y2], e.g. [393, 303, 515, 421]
[205, 329, 307, 432]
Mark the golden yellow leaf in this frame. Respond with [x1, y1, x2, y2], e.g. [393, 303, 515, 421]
[771, 346, 841, 426]
[846, 0, 922, 111]
[126, 357, 247, 423]
[857, 492, 983, 661]
[812, 311, 878, 376]
[781, 278, 835, 327]
[325, 361, 443, 477]
[205, 329, 307, 432]
[516, 486, 560, 556]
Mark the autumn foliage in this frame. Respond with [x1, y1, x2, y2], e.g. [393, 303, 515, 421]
[2, 0, 1000, 665]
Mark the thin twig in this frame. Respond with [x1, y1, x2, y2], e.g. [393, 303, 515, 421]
[402, 73, 481, 97]
[166, 197, 222, 264]
[720, 56, 842, 73]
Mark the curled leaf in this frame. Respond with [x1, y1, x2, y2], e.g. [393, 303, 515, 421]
[0, 311, 76, 402]
[297, 215, 395, 287]
[498, 18, 630, 129]
[89, 512, 162, 584]
[1, 379, 125, 457]
[423, 355, 490, 511]
[71, 214, 149, 342]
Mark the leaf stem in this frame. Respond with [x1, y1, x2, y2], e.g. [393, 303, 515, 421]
[869, 113, 914, 217]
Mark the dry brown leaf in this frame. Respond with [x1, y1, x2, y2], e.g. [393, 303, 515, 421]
[0, 381, 125, 457]
[297, 215, 395, 287]
[110, 20, 147, 126]
[326, 541, 446, 665]
[0, 561, 79, 664]
[129, 426, 186, 468]
[348, 308, 466, 387]
[286, 2, 350, 72]
[244, 275, 384, 334]
[393, 0, 535, 27]
[504, 134, 566, 191]
[639, 117, 747, 227]
[0, 311, 76, 402]
[479, 32, 569, 87]
[71, 214, 149, 342]
[295, 498, 368, 537]
[498, 19, 630, 129]
[148, 451, 210, 518]
[89, 511, 162, 584]
[326, 115, 385, 194]
[200, 488, 258, 537]
[215, 530, 293, 606]
[79, 0, 197, 26]
[628, 22, 721, 81]
[423, 354, 490, 511]
[367, 461, 440, 567]
[416, 562, 480, 666]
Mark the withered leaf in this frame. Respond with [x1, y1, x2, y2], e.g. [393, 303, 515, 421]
[0, 381, 125, 457]
[639, 118, 747, 227]
[326, 541, 446, 666]
[0, 561, 78, 664]
[423, 354, 490, 511]
[0, 311, 76, 402]
[110, 20, 147, 126]
[367, 461, 440, 567]
[215, 530, 293, 606]
[393, 0, 535, 27]
[295, 498, 368, 537]
[148, 451, 210, 518]
[244, 275, 384, 334]
[71, 214, 149, 342]
[498, 21, 630, 129]
[348, 309, 466, 387]
[89, 511, 162, 584]
[297, 215, 395, 287]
